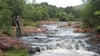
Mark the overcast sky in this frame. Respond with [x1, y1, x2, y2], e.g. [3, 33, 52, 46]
[27, 0, 83, 7]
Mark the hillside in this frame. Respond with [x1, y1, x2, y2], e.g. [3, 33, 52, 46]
[74, 4, 86, 10]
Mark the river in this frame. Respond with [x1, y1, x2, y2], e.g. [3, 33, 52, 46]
[20, 22, 100, 56]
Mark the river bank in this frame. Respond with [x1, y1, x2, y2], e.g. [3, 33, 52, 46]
[0, 21, 58, 56]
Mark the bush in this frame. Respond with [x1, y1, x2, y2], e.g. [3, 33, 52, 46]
[0, 9, 13, 36]
[0, 22, 13, 36]
[2, 25, 13, 36]
[95, 25, 100, 30]
[94, 25, 100, 34]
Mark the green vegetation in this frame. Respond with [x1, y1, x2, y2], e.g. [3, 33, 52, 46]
[82, 0, 100, 29]
[0, 0, 82, 56]
[0, 48, 28, 56]
[23, 20, 40, 27]
[0, 0, 100, 55]
[7, 49, 28, 56]
[0, 0, 99, 34]
[0, 0, 26, 35]
[23, 2, 81, 21]
[0, 0, 81, 35]
[95, 26, 100, 31]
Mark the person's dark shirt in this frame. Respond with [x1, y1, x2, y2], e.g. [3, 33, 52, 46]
[15, 18, 20, 27]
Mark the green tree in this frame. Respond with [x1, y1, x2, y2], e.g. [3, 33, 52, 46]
[0, 0, 26, 35]
[9, 0, 26, 17]
[82, 0, 100, 28]
[64, 6, 81, 21]
[48, 5, 58, 18]
[23, 4, 35, 19]
[0, 0, 12, 35]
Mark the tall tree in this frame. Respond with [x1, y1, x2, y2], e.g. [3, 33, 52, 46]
[0, 0, 26, 35]
[82, 0, 100, 28]
[9, 0, 26, 17]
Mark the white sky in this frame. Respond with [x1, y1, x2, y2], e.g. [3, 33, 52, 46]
[27, 0, 83, 7]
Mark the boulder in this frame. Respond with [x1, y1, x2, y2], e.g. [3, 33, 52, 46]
[89, 34, 100, 44]
[96, 29, 100, 34]
[28, 47, 41, 54]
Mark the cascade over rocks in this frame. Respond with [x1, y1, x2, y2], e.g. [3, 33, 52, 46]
[20, 22, 100, 56]
[28, 47, 41, 54]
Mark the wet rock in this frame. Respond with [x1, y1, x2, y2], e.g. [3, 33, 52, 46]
[47, 35, 53, 37]
[46, 46, 53, 50]
[28, 47, 41, 54]
[41, 47, 47, 51]
[56, 43, 60, 47]
[34, 37, 39, 39]
[85, 34, 93, 37]
[73, 28, 94, 33]
[89, 34, 100, 44]
[54, 30, 58, 31]
[87, 44, 100, 55]
[96, 30, 100, 34]
[88, 34, 100, 54]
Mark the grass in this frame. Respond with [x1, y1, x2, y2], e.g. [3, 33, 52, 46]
[23, 20, 40, 27]
[7, 49, 29, 56]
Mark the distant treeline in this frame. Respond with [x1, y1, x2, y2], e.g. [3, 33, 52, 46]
[22, 2, 81, 21]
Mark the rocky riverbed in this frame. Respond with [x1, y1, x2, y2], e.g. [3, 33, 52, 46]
[0, 21, 100, 56]
[20, 22, 100, 56]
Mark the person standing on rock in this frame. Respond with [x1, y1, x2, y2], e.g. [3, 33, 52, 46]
[15, 16, 21, 37]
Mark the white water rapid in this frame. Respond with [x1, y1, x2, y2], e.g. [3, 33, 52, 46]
[21, 22, 99, 56]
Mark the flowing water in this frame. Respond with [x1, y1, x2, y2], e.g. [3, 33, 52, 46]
[20, 22, 100, 56]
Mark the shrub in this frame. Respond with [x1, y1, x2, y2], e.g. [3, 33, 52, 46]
[0, 9, 13, 36]
[2, 24, 13, 36]
[95, 25, 100, 30]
